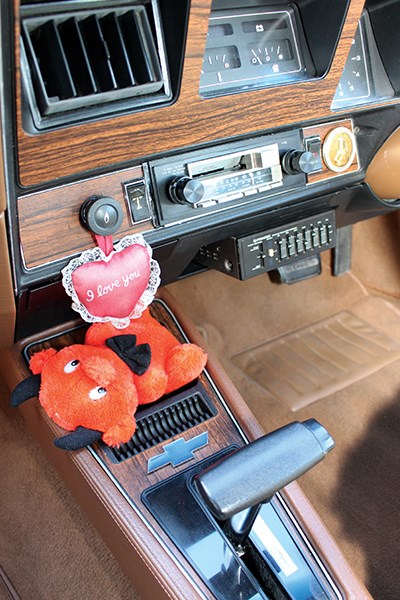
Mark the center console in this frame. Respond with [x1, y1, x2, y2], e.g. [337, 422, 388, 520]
[1, 291, 370, 599]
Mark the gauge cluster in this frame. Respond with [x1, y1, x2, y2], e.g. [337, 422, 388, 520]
[331, 11, 394, 110]
[199, 6, 315, 97]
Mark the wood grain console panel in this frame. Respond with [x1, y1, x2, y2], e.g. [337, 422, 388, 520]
[14, 0, 365, 187]
[25, 300, 245, 594]
[26, 300, 245, 487]
[18, 166, 154, 269]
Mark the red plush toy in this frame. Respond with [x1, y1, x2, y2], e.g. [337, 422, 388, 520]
[86, 308, 207, 404]
[11, 314, 207, 450]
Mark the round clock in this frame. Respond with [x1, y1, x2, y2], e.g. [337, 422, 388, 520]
[322, 126, 357, 173]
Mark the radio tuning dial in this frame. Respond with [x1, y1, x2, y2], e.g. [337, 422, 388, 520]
[282, 150, 317, 175]
[168, 176, 205, 205]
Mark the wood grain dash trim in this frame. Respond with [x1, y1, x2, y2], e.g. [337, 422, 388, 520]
[18, 166, 154, 269]
[14, 0, 365, 187]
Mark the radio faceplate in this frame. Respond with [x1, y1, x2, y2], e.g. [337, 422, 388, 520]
[184, 143, 283, 205]
[150, 130, 305, 226]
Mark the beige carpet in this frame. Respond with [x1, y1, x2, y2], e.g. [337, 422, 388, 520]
[167, 240, 400, 599]
[0, 379, 140, 600]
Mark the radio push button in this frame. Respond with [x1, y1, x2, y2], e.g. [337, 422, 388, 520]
[168, 176, 205, 205]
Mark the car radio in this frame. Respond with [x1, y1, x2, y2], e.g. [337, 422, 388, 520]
[146, 121, 358, 230]
[149, 129, 314, 226]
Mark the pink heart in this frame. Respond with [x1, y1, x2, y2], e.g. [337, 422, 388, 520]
[72, 244, 151, 319]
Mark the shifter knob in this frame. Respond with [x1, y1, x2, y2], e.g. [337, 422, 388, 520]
[194, 419, 334, 522]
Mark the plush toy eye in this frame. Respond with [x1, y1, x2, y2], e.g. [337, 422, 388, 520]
[89, 386, 107, 400]
[64, 359, 80, 374]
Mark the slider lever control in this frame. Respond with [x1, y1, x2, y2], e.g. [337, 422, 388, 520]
[194, 419, 334, 545]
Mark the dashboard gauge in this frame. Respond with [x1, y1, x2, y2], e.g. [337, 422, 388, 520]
[201, 46, 241, 74]
[248, 40, 293, 67]
[331, 12, 394, 110]
[332, 23, 370, 108]
[199, 7, 312, 97]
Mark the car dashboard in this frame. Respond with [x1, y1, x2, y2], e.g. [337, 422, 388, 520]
[1, 0, 400, 599]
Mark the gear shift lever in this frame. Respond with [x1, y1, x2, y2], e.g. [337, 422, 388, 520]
[194, 419, 334, 545]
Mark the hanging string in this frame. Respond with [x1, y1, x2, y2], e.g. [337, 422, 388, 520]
[94, 234, 114, 257]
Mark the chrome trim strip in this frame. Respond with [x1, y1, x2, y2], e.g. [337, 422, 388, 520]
[276, 493, 343, 599]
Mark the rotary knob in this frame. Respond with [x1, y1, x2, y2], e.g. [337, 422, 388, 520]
[168, 176, 205, 205]
[80, 195, 124, 235]
[282, 150, 318, 175]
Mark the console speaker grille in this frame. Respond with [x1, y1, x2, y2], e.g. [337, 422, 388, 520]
[21, 2, 169, 127]
[102, 383, 216, 463]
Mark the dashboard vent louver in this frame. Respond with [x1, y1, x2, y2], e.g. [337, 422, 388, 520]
[102, 383, 216, 464]
[21, 3, 169, 127]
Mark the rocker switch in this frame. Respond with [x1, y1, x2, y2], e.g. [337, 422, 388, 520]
[124, 181, 152, 224]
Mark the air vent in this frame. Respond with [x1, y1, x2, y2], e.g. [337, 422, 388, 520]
[102, 382, 216, 464]
[21, 2, 170, 128]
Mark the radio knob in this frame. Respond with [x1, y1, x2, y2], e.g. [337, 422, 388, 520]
[168, 177, 205, 205]
[282, 150, 317, 175]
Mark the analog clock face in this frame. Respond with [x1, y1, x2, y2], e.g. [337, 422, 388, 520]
[322, 127, 356, 173]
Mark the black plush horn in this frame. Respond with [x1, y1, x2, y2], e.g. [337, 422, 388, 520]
[10, 374, 41, 408]
[54, 426, 103, 451]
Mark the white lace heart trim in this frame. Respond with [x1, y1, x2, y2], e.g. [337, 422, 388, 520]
[61, 234, 161, 329]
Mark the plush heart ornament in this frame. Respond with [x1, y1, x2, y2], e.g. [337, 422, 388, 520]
[62, 234, 160, 328]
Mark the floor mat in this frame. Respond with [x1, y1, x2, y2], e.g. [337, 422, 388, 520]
[232, 304, 400, 410]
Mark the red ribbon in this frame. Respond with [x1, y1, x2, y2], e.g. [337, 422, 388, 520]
[95, 234, 114, 257]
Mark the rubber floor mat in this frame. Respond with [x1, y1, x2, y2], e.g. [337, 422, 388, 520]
[232, 309, 400, 410]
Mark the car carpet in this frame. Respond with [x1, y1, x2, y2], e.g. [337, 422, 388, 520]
[167, 251, 400, 600]
[1, 213, 398, 599]
[0, 563, 21, 600]
[0, 381, 139, 600]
